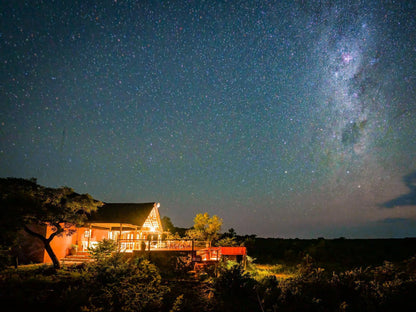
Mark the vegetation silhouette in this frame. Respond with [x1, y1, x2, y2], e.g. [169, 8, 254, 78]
[0, 177, 102, 269]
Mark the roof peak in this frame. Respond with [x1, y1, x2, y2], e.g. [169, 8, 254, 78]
[88, 202, 161, 226]
[104, 202, 156, 205]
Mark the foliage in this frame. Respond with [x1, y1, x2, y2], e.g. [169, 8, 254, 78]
[223, 228, 237, 238]
[186, 213, 222, 247]
[161, 216, 175, 233]
[163, 279, 214, 312]
[82, 254, 169, 312]
[88, 238, 118, 261]
[148, 252, 194, 278]
[161, 216, 188, 237]
[250, 263, 296, 282]
[0, 178, 101, 230]
[0, 264, 88, 311]
[405, 255, 416, 278]
[296, 254, 321, 276]
[166, 231, 182, 240]
[0, 178, 40, 243]
[1, 254, 416, 312]
[0, 246, 9, 270]
[0, 177, 102, 269]
[213, 262, 258, 311]
[246, 237, 416, 269]
[0, 254, 171, 312]
[216, 236, 239, 247]
[273, 257, 416, 312]
[210, 254, 416, 312]
[169, 294, 184, 312]
[254, 275, 281, 312]
[216, 228, 251, 247]
[184, 228, 203, 240]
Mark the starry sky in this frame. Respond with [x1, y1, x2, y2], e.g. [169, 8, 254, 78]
[1, 0, 416, 238]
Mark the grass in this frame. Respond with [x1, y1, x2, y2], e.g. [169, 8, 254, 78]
[251, 263, 297, 281]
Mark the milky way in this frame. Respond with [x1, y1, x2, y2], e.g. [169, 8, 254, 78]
[1, 1, 415, 237]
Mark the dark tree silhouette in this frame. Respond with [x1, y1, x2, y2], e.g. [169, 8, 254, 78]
[161, 216, 175, 233]
[0, 177, 102, 269]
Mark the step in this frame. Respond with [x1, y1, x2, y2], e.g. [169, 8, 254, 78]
[66, 253, 91, 258]
[62, 252, 94, 264]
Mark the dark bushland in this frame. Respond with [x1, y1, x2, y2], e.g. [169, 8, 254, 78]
[0, 253, 169, 312]
[246, 237, 416, 269]
[1, 248, 416, 311]
[209, 255, 416, 312]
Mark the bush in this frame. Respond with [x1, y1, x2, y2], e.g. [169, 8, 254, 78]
[0, 264, 87, 311]
[213, 263, 258, 311]
[255, 275, 281, 311]
[273, 258, 416, 312]
[2, 253, 416, 312]
[149, 252, 193, 278]
[82, 253, 169, 312]
[1, 254, 172, 312]
[87, 238, 118, 261]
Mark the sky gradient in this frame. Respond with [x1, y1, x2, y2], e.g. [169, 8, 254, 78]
[1, 0, 416, 238]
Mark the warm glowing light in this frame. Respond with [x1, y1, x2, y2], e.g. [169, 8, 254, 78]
[150, 226, 156, 232]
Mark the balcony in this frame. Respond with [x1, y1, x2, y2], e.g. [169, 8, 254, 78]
[114, 238, 207, 252]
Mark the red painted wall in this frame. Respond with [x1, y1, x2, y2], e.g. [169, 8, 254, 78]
[43, 225, 77, 263]
[91, 228, 108, 241]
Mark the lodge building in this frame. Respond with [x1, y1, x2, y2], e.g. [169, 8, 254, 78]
[25, 202, 246, 266]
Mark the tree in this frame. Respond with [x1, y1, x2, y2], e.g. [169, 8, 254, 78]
[224, 228, 237, 238]
[0, 177, 102, 269]
[161, 216, 175, 233]
[88, 238, 118, 261]
[216, 228, 239, 246]
[186, 213, 222, 247]
[216, 236, 239, 247]
[161, 216, 188, 237]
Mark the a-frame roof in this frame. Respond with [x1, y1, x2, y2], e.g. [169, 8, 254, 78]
[88, 202, 158, 227]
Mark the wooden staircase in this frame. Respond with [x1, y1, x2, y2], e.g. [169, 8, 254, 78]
[61, 251, 94, 265]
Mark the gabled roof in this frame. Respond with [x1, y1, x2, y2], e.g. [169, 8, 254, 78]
[88, 202, 157, 227]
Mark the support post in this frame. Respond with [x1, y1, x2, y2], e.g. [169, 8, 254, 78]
[134, 228, 137, 250]
[87, 224, 92, 250]
[119, 223, 123, 252]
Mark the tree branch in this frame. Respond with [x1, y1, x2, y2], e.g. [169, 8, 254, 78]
[47, 223, 64, 243]
[23, 225, 46, 243]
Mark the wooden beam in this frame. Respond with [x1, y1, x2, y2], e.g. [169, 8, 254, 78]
[87, 224, 92, 249]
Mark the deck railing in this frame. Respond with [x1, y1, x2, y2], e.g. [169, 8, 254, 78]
[116, 239, 207, 252]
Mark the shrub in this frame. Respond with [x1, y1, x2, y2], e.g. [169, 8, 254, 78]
[82, 254, 169, 312]
[255, 275, 281, 311]
[213, 263, 258, 311]
[87, 238, 117, 261]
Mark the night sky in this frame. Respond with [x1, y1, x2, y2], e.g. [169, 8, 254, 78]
[1, 1, 416, 238]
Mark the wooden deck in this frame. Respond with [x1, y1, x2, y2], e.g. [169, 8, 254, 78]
[83, 239, 208, 253]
